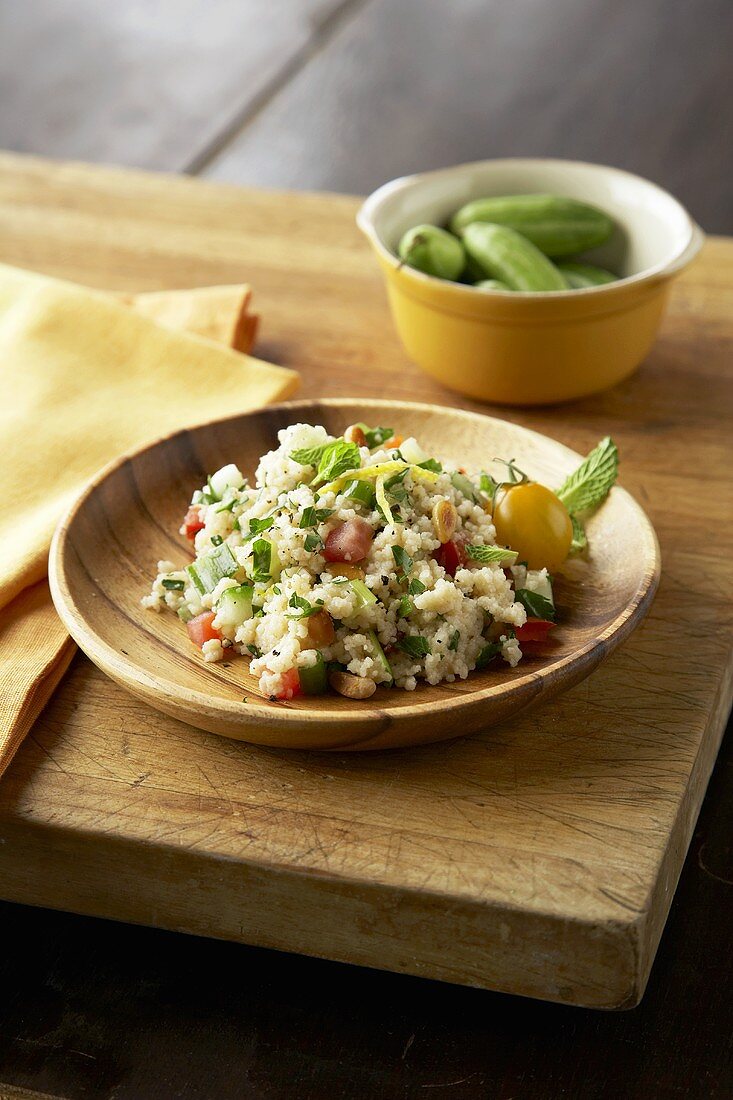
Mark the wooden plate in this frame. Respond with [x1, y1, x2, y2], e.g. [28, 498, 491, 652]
[49, 400, 660, 751]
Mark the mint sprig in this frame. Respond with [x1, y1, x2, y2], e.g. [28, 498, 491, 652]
[556, 437, 618, 515]
[291, 439, 361, 486]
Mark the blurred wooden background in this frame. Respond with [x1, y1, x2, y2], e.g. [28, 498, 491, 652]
[1, 0, 732, 229]
[0, 2, 731, 1098]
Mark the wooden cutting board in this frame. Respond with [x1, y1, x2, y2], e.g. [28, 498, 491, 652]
[0, 153, 731, 1009]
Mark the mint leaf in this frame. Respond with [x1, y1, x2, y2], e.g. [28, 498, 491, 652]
[243, 515, 274, 542]
[313, 440, 361, 486]
[515, 588, 556, 621]
[162, 578, 185, 591]
[397, 635, 431, 659]
[299, 506, 334, 528]
[479, 471, 499, 495]
[398, 595, 414, 618]
[287, 593, 325, 620]
[304, 532, 323, 553]
[418, 458, 442, 474]
[291, 443, 329, 466]
[556, 437, 619, 514]
[250, 539, 273, 582]
[476, 641, 502, 669]
[392, 545, 413, 574]
[466, 544, 518, 565]
[408, 578, 426, 596]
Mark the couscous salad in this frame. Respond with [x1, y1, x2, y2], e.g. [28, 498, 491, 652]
[143, 423, 617, 701]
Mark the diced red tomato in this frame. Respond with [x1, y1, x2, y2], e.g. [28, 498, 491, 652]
[323, 517, 374, 563]
[274, 667, 303, 700]
[435, 534, 468, 577]
[182, 505, 205, 541]
[516, 618, 555, 643]
[186, 611, 221, 648]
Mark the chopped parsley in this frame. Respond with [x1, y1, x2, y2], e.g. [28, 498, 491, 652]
[408, 577, 426, 596]
[448, 629, 460, 651]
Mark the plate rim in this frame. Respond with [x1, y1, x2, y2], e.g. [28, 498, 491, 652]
[49, 398, 661, 735]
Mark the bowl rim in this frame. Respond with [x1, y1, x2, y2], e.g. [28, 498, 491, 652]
[356, 157, 705, 300]
[49, 398, 661, 745]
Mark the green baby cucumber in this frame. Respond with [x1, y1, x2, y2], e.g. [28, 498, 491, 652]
[557, 261, 617, 288]
[474, 278, 512, 292]
[398, 224, 465, 280]
[463, 223, 567, 292]
[450, 194, 614, 257]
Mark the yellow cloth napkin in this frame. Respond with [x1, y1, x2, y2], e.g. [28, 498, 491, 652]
[0, 263, 298, 775]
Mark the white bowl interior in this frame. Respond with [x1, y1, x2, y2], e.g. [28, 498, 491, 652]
[367, 159, 695, 279]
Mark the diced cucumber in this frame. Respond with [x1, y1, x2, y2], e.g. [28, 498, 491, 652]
[298, 652, 328, 695]
[368, 629, 393, 684]
[186, 542, 238, 594]
[399, 437, 429, 465]
[215, 584, 254, 630]
[450, 471, 480, 502]
[209, 463, 244, 498]
[177, 606, 193, 623]
[350, 579, 377, 609]
[342, 479, 376, 507]
[269, 540, 281, 581]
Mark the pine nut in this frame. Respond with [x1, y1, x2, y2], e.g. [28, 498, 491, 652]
[344, 424, 367, 447]
[328, 670, 377, 699]
[432, 499, 458, 543]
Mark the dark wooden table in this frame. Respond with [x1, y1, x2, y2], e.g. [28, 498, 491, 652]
[1, 2, 731, 1096]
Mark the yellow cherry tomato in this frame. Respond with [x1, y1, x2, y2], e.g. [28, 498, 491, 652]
[492, 482, 573, 572]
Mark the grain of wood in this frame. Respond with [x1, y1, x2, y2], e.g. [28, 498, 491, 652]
[0, 0, 349, 171]
[0, 154, 731, 1010]
[203, 0, 733, 233]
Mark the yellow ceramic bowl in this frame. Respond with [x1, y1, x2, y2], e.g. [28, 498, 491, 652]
[357, 158, 704, 405]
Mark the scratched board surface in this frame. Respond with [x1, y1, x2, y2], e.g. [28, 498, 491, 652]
[0, 154, 731, 1009]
